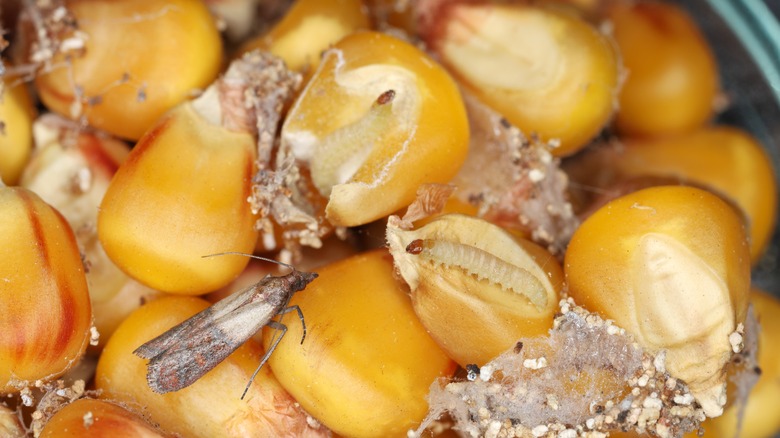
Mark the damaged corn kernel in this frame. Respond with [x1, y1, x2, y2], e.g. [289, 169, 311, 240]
[263, 250, 456, 438]
[420, 1, 620, 156]
[29, 0, 222, 140]
[565, 186, 751, 417]
[279, 31, 469, 227]
[0, 186, 92, 391]
[387, 214, 563, 366]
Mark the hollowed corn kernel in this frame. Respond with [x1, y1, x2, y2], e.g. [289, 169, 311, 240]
[95, 296, 328, 438]
[238, 0, 369, 72]
[609, 1, 719, 136]
[699, 289, 780, 438]
[420, 1, 620, 156]
[98, 70, 260, 295]
[280, 31, 470, 227]
[30, 0, 222, 140]
[262, 250, 457, 438]
[565, 186, 751, 417]
[571, 127, 777, 263]
[0, 186, 92, 392]
[387, 214, 563, 366]
[0, 74, 35, 185]
[39, 398, 169, 438]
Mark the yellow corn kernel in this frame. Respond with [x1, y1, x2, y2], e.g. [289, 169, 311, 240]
[0, 186, 92, 392]
[565, 186, 751, 417]
[609, 1, 719, 136]
[39, 398, 169, 438]
[697, 289, 780, 438]
[238, 0, 369, 72]
[280, 31, 470, 227]
[575, 127, 776, 263]
[98, 85, 259, 295]
[0, 75, 35, 185]
[387, 214, 563, 366]
[95, 296, 328, 438]
[420, 1, 620, 156]
[30, 0, 222, 140]
[262, 250, 457, 438]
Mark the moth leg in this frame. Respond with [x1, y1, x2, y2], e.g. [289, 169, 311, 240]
[278, 305, 306, 344]
[241, 320, 288, 400]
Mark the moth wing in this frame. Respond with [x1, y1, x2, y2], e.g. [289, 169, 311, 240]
[133, 279, 270, 359]
[143, 299, 278, 393]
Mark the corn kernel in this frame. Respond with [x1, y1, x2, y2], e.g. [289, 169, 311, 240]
[29, 0, 222, 140]
[699, 289, 780, 438]
[280, 31, 470, 227]
[609, 1, 719, 136]
[420, 1, 620, 156]
[387, 214, 563, 366]
[238, 0, 369, 72]
[569, 126, 777, 263]
[565, 186, 751, 417]
[95, 296, 328, 438]
[98, 76, 260, 295]
[0, 186, 92, 391]
[0, 403, 24, 438]
[262, 250, 457, 438]
[39, 398, 169, 437]
[0, 74, 35, 185]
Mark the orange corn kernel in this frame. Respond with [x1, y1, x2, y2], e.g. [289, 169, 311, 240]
[0, 74, 35, 185]
[96, 296, 328, 438]
[387, 214, 563, 366]
[565, 186, 751, 417]
[30, 0, 222, 140]
[39, 398, 170, 438]
[98, 73, 260, 295]
[262, 250, 457, 438]
[420, 1, 620, 156]
[238, 0, 369, 72]
[0, 187, 92, 392]
[280, 31, 470, 227]
[609, 1, 719, 136]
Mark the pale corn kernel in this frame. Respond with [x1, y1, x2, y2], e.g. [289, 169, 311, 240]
[279, 31, 470, 227]
[565, 186, 751, 417]
[387, 214, 563, 366]
[0, 73, 35, 185]
[419, 1, 620, 156]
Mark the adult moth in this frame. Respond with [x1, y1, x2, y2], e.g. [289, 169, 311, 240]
[133, 255, 317, 397]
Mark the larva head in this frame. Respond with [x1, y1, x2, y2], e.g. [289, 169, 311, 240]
[386, 214, 563, 366]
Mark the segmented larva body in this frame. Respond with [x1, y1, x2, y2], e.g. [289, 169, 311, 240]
[415, 239, 547, 309]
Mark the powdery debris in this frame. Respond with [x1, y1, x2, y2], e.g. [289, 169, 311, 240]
[451, 93, 578, 256]
[412, 299, 722, 438]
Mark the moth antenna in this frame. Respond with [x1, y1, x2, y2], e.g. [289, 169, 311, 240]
[201, 252, 296, 271]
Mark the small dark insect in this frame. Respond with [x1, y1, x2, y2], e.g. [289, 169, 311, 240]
[133, 253, 317, 398]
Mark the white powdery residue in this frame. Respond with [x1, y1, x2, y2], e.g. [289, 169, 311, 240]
[673, 394, 695, 406]
[729, 329, 744, 353]
[559, 429, 577, 438]
[637, 374, 650, 387]
[531, 425, 549, 437]
[643, 397, 663, 410]
[528, 168, 545, 183]
[523, 357, 548, 370]
[480, 365, 494, 382]
[653, 350, 667, 374]
[485, 421, 502, 438]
